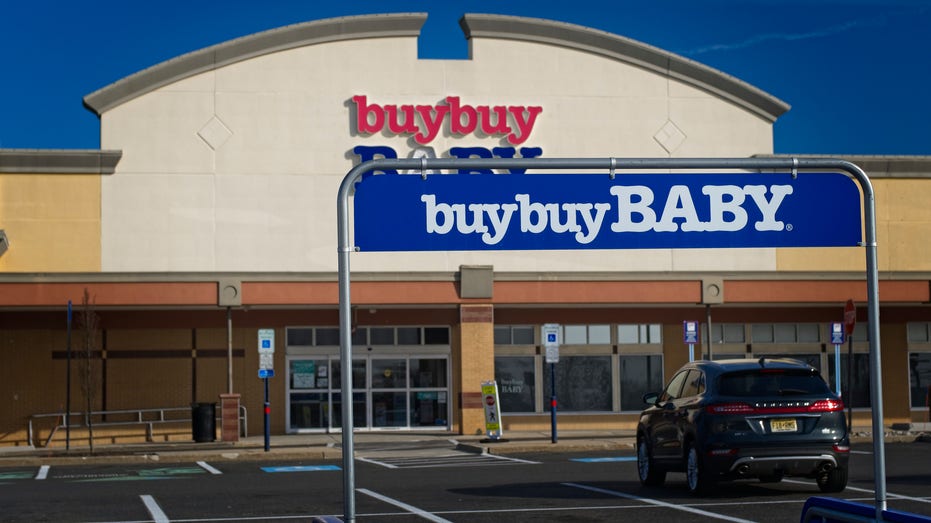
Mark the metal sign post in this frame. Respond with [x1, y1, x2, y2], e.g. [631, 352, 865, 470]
[258, 329, 275, 452]
[843, 300, 857, 436]
[542, 323, 560, 444]
[338, 157, 885, 522]
[830, 322, 845, 395]
[66, 300, 72, 451]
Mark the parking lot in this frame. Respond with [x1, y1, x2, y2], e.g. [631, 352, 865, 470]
[0, 441, 929, 522]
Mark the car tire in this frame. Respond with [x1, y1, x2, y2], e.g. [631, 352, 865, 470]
[817, 467, 848, 493]
[637, 437, 666, 486]
[685, 442, 715, 496]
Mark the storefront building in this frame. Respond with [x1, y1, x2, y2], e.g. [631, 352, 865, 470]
[2, 13, 930, 446]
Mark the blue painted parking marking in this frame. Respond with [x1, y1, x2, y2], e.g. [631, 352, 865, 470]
[571, 457, 637, 463]
[262, 465, 341, 473]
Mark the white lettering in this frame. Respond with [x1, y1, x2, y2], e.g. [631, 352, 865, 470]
[423, 183, 793, 245]
[610, 186, 656, 232]
[744, 185, 793, 231]
[422, 195, 453, 234]
[480, 203, 517, 245]
[702, 185, 747, 231]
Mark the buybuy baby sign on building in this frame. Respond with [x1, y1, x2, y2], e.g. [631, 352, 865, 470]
[353, 171, 861, 251]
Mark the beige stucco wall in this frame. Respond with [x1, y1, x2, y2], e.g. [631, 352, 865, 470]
[98, 30, 778, 273]
[0, 173, 100, 272]
[776, 178, 931, 272]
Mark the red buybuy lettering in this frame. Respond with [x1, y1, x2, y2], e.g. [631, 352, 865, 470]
[352, 95, 542, 145]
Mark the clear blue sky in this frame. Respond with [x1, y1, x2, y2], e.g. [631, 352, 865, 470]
[2, 0, 928, 155]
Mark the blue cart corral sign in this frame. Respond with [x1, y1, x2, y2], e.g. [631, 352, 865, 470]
[353, 172, 861, 251]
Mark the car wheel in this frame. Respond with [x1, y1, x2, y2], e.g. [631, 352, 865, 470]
[817, 467, 848, 493]
[637, 437, 666, 486]
[685, 443, 715, 495]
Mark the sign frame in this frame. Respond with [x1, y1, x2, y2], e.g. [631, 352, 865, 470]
[542, 323, 560, 363]
[336, 156, 886, 521]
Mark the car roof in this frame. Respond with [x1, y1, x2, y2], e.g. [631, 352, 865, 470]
[686, 357, 817, 375]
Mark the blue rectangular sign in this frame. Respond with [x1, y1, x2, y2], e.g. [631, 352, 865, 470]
[353, 172, 862, 252]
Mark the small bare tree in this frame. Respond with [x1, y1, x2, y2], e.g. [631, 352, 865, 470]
[77, 289, 101, 453]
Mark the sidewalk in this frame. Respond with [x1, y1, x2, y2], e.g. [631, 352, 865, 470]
[1, 426, 927, 468]
[0, 430, 636, 467]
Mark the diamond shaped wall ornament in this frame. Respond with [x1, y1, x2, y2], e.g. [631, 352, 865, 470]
[198, 116, 233, 150]
[653, 120, 686, 153]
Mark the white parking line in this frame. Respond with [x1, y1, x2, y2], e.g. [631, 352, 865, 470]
[196, 461, 223, 475]
[563, 482, 757, 523]
[783, 479, 931, 504]
[35, 465, 49, 480]
[358, 488, 453, 523]
[140, 494, 170, 523]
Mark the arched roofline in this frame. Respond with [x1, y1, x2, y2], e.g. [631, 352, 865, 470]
[83, 13, 428, 115]
[83, 12, 789, 122]
[460, 14, 790, 122]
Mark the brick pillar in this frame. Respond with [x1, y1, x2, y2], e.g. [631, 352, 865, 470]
[219, 393, 241, 442]
[457, 304, 495, 435]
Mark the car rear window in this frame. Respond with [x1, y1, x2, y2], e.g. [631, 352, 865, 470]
[717, 369, 831, 397]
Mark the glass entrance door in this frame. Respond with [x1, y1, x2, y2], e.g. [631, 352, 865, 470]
[287, 355, 449, 432]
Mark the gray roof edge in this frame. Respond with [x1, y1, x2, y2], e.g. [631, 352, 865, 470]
[460, 13, 790, 122]
[82, 13, 428, 116]
[0, 149, 122, 174]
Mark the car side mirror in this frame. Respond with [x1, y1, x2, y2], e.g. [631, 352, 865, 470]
[642, 392, 659, 405]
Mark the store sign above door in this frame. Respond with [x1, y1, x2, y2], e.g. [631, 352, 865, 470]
[352, 172, 861, 251]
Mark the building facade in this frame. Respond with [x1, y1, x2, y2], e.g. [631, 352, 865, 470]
[1, 13, 930, 446]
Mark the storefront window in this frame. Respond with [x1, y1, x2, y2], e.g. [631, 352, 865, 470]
[620, 355, 664, 411]
[617, 324, 662, 344]
[828, 353, 871, 408]
[411, 358, 447, 388]
[909, 353, 931, 408]
[330, 359, 367, 390]
[332, 392, 367, 429]
[752, 323, 821, 343]
[562, 324, 611, 345]
[543, 356, 612, 411]
[371, 359, 407, 388]
[410, 391, 448, 427]
[495, 357, 535, 413]
[290, 359, 328, 390]
[289, 392, 328, 429]
[372, 391, 407, 427]
[706, 323, 746, 344]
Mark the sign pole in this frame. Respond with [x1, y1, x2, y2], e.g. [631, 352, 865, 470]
[843, 300, 856, 435]
[830, 322, 844, 396]
[264, 377, 270, 452]
[550, 362, 558, 444]
[66, 300, 72, 451]
[257, 329, 275, 452]
[542, 323, 560, 444]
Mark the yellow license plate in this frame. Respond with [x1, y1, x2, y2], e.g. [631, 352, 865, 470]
[770, 419, 797, 432]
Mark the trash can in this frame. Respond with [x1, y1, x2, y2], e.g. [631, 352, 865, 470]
[191, 402, 216, 442]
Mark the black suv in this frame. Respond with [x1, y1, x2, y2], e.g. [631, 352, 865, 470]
[636, 358, 849, 495]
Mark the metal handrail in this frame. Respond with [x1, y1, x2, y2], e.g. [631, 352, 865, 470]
[27, 405, 247, 447]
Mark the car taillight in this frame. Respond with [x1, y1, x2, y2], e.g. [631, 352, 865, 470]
[708, 399, 844, 415]
[707, 402, 754, 414]
[808, 399, 844, 412]
[833, 444, 850, 453]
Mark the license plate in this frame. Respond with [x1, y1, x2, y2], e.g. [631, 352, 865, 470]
[770, 419, 797, 432]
